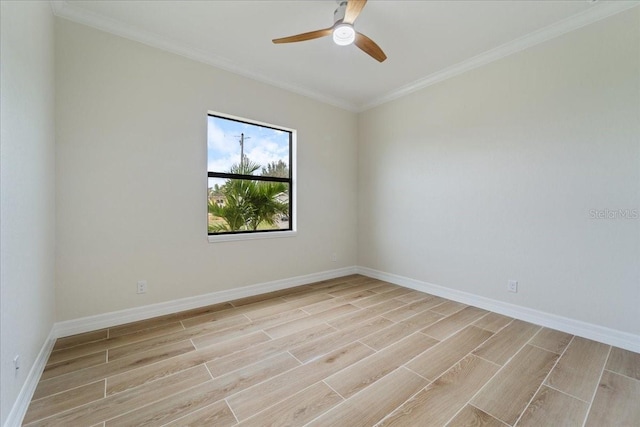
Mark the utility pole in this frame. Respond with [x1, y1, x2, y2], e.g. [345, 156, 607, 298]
[237, 133, 250, 169]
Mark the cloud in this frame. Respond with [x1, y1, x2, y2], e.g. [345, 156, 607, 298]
[208, 115, 289, 174]
[207, 116, 235, 154]
[246, 138, 289, 168]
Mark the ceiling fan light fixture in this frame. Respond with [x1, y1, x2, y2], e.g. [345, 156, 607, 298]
[272, 0, 386, 62]
[332, 23, 355, 46]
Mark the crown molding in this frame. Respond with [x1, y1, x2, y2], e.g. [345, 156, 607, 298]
[50, 1, 359, 112]
[358, 1, 640, 111]
[50, 1, 638, 114]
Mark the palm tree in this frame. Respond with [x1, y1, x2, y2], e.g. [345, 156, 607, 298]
[208, 159, 288, 232]
[246, 181, 288, 230]
[208, 188, 252, 232]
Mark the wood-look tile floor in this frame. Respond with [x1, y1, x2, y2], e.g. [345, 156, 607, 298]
[24, 275, 640, 426]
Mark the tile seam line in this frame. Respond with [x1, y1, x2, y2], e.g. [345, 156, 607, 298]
[581, 345, 613, 427]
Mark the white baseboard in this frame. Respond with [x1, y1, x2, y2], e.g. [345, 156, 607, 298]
[53, 266, 358, 338]
[357, 266, 640, 353]
[3, 328, 56, 427]
[5, 266, 356, 426]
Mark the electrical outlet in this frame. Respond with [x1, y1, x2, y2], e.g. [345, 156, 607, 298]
[508, 280, 518, 293]
[137, 280, 147, 294]
[331, 252, 337, 262]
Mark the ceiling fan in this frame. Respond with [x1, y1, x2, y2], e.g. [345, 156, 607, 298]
[272, 0, 387, 63]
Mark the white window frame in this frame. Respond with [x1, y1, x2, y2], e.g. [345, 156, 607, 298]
[207, 111, 297, 243]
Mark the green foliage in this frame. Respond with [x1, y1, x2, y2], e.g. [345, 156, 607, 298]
[209, 159, 288, 232]
[261, 159, 289, 178]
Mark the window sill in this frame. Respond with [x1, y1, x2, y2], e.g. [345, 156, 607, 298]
[208, 230, 297, 243]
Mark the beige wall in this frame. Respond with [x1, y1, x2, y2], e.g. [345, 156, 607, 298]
[1, 2, 57, 424]
[358, 9, 640, 335]
[4, 5, 637, 424]
[55, 19, 358, 321]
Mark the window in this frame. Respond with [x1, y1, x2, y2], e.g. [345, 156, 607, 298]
[207, 112, 295, 241]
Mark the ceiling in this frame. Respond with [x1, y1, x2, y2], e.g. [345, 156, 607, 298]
[52, 1, 636, 111]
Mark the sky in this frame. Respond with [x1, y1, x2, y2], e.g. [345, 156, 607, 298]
[207, 115, 290, 174]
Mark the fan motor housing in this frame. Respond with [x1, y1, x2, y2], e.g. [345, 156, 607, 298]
[334, 1, 347, 24]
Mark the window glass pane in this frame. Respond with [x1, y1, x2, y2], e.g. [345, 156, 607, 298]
[208, 177, 290, 234]
[208, 115, 290, 178]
